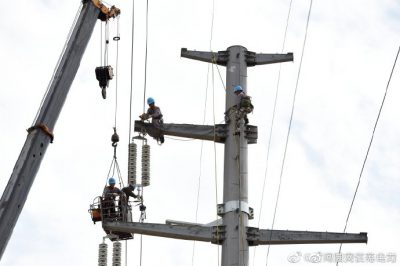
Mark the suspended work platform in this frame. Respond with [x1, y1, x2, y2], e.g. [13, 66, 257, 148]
[89, 195, 134, 241]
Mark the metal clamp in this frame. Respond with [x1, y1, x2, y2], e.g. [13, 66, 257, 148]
[217, 201, 254, 219]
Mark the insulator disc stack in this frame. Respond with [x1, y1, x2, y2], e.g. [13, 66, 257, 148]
[141, 144, 150, 187]
[98, 243, 108, 266]
[112, 241, 122, 266]
[128, 142, 137, 185]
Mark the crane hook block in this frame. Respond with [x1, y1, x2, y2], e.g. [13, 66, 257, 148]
[111, 127, 119, 147]
[95, 66, 114, 99]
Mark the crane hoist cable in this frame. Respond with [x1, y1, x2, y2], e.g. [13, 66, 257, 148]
[266, 1, 313, 265]
[96, 18, 116, 99]
[335, 46, 400, 266]
[142, 0, 150, 114]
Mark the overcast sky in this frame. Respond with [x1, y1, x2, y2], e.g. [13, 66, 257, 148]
[0, 0, 399, 265]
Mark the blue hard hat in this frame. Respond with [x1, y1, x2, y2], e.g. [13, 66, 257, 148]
[108, 177, 116, 185]
[147, 97, 155, 105]
[234, 85, 243, 93]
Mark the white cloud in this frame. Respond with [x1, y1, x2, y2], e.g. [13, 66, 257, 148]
[1, 0, 399, 265]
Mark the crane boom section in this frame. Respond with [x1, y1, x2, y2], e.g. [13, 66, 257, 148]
[0, 0, 117, 259]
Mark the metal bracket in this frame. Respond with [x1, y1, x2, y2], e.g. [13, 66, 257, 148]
[217, 201, 254, 219]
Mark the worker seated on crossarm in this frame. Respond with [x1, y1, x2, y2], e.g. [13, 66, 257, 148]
[139, 97, 165, 144]
[233, 85, 253, 124]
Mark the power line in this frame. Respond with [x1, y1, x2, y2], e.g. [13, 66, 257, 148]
[128, 0, 135, 143]
[266, 1, 313, 265]
[336, 45, 400, 266]
[253, 1, 293, 264]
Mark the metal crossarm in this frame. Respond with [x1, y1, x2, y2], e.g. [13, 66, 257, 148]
[102, 221, 224, 243]
[247, 227, 368, 246]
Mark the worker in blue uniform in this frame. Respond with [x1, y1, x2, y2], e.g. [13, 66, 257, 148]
[140, 97, 165, 144]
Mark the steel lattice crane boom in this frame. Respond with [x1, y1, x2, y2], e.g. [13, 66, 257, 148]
[0, 0, 120, 259]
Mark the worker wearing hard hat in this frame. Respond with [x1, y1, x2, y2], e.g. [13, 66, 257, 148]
[140, 97, 165, 144]
[102, 178, 140, 220]
[233, 85, 253, 124]
[103, 177, 139, 200]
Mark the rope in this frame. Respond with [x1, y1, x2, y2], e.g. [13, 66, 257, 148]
[336, 46, 400, 266]
[215, 64, 226, 91]
[128, 0, 135, 143]
[253, 0, 294, 264]
[142, 0, 150, 114]
[211, 63, 221, 266]
[165, 136, 196, 141]
[266, 1, 313, 265]
[192, 1, 216, 264]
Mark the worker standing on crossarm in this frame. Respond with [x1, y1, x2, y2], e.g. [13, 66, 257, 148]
[140, 97, 165, 144]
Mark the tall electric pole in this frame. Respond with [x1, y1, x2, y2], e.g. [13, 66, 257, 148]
[104, 45, 368, 266]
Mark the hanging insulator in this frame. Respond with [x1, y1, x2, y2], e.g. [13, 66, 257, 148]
[98, 243, 108, 266]
[141, 144, 150, 187]
[128, 142, 137, 185]
[112, 241, 122, 266]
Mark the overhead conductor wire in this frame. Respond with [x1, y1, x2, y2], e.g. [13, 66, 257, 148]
[336, 46, 400, 266]
[140, 1, 150, 266]
[265, 1, 313, 265]
[191, 0, 217, 265]
[126, 0, 136, 264]
[253, 0, 293, 264]
[128, 0, 135, 143]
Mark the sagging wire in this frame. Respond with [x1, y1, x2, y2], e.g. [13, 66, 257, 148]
[211, 62, 221, 266]
[192, 0, 216, 264]
[266, 1, 313, 265]
[253, 0, 294, 264]
[336, 46, 400, 266]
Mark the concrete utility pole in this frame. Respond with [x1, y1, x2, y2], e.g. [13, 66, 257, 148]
[104, 45, 367, 266]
